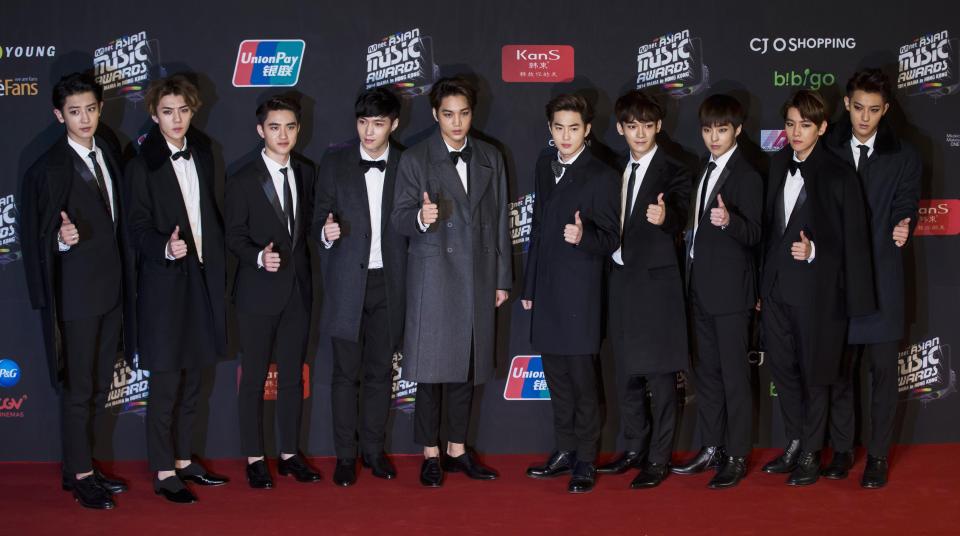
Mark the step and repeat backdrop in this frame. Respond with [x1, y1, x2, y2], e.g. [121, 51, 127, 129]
[1, 0, 958, 462]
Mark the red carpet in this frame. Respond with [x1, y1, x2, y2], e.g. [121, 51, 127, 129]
[2, 444, 959, 535]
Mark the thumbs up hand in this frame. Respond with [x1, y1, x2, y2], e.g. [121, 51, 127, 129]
[892, 217, 911, 247]
[262, 241, 281, 272]
[710, 194, 730, 227]
[166, 225, 187, 259]
[323, 212, 341, 242]
[564, 210, 583, 245]
[421, 191, 439, 225]
[791, 230, 812, 261]
[59, 211, 79, 246]
[646, 193, 666, 226]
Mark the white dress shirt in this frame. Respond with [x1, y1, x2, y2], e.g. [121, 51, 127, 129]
[167, 139, 203, 262]
[611, 145, 658, 265]
[258, 150, 298, 267]
[59, 137, 115, 252]
[784, 153, 815, 262]
[690, 145, 737, 259]
[555, 144, 586, 183]
[850, 131, 877, 169]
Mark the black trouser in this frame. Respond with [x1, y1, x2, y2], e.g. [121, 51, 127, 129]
[828, 341, 900, 457]
[617, 372, 677, 465]
[763, 292, 828, 453]
[414, 350, 475, 448]
[331, 269, 393, 459]
[541, 353, 601, 462]
[690, 285, 753, 457]
[60, 305, 121, 475]
[236, 281, 309, 458]
[146, 368, 202, 472]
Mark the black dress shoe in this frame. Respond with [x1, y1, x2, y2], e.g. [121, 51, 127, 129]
[861, 455, 889, 489]
[671, 446, 725, 475]
[567, 460, 596, 494]
[821, 451, 854, 479]
[442, 451, 499, 480]
[361, 452, 397, 480]
[630, 462, 669, 489]
[596, 451, 644, 475]
[153, 476, 197, 504]
[708, 456, 747, 489]
[278, 454, 322, 483]
[245, 460, 273, 489]
[333, 459, 357, 487]
[420, 457, 443, 487]
[72, 475, 115, 509]
[176, 462, 229, 486]
[762, 439, 802, 474]
[527, 450, 576, 479]
[63, 468, 128, 495]
[787, 451, 821, 486]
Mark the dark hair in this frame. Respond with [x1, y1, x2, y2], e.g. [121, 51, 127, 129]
[846, 68, 893, 103]
[256, 95, 302, 124]
[699, 94, 745, 128]
[428, 76, 476, 111]
[782, 90, 827, 125]
[614, 90, 664, 124]
[355, 87, 401, 119]
[545, 93, 593, 124]
[145, 74, 202, 116]
[52, 71, 103, 110]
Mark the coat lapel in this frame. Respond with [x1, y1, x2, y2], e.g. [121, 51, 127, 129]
[292, 159, 306, 245]
[347, 146, 373, 238]
[428, 132, 469, 211]
[626, 149, 664, 231]
[256, 156, 288, 234]
[468, 143, 493, 211]
[382, 143, 400, 234]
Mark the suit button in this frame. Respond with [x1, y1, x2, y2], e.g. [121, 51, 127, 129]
[363, 233, 369, 239]
[446, 222, 453, 228]
[446, 248, 453, 253]
[360, 263, 365, 269]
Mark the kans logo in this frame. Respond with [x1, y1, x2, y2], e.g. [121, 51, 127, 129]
[236, 362, 311, 400]
[94, 30, 161, 101]
[772, 68, 836, 89]
[0, 44, 56, 60]
[0, 77, 39, 97]
[501, 45, 575, 83]
[509, 193, 535, 255]
[0, 359, 21, 388]
[232, 39, 305, 87]
[899, 336, 956, 403]
[636, 28, 709, 98]
[760, 129, 788, 152]
[0, 194, 21, 265]
[105, 354, 149, 416]
[898, 30, 959, 99]
[391, 351, 416, 413]
[365, 27, 439, 97]
[504, 356, 550, 400]
[914, 199, 960, 236]
[749, 36, 856, 55]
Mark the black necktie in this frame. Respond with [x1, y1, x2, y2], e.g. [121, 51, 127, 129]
[280, 167, 294, 237]
[172, 150, 191, 161]
[697, 161, 717, 224]
[449, 145, 472, 165]
[359, 159, 386, 172]
[856, 144, 869, 173]
[87, 151, 112, 219]
[550, 160, 570, 179]
[624, 162, 641, 221]
[788, 159, 803, 175]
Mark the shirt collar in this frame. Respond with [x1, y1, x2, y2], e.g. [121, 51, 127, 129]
[443, 137, 468, 154]
[67, 136, 97, 159]
[558, 144, 586, 165]
[850, 131, 877, 151]
[629, 144, 658, 168]
[710, 144, 737, 169]
[167, 138, 188, 159]
[360, 144, 389, 162]
[261, 149, 291, 175]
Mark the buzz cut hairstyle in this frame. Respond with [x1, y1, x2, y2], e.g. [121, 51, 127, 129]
[52, 71, 103, 110]
[355, 86, 402, 120]
[256, 95, 302, 125]
[145, 74, 202, 116]
[545, 93, 593, 124]
[428, 76, 477, 111]
[699, 94, 746, 128]
[846, 68, 893, 104]
[782, 89, 828, 126]
[614, 90, 664, 124]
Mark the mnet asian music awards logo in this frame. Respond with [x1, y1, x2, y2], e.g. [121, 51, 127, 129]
[501, 45, 574, 83]
[0, 358, 26, 418]
[391, 351, 416, 413]
[509, 193, 535, 255]
[914, 199, 960, 236]
[636, 29, 710, 98]
[232, 39, 305, 87]
[94, 30, 162, 101]
[760, 130, 788, 152]
[504, 356, 550, 400]
[365, 28, 439, 97]
[898, 30, 959, 99]
[0, 193, 21, 265]
[899, 336, 956, 403]
[105, 354, 149, 416]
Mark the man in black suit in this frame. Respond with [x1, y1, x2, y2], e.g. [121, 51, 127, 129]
[226, 96, 320, 489]
[20, 72, 130, 509]
[671, 95, 762, 489]
[313, 88, 407, 487]
[125, 75, 230, 503]
[598, 91, 691, 489]
[521, 94, 620, 494]
[759, 90, 876, 486]
[822, 69, 921, 488]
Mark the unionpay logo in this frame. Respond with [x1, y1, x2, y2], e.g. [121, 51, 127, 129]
[233, 39, 305, 87]
[0, 359, 21, 388]
[503, 355, 550, 400]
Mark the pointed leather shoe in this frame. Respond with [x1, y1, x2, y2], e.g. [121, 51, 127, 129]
[821, 451, 854, 479]
[153, 476, 197, 504]
[527, 450, 575, 479]
[442, 451, 498, 480]
[72, 475, 115, 509]
[333, 459, 357, 487]
[708, 456, 747, 489]
[762, 439, 801, 474]
[361, 452, 396, 480]
[787, 451, 821, 486]
[861, 455, 889, 489]
[567, 460, 596, 494]
[420, 457, 443, 487]
[630, 462, 669, 489]
[278, 454, 322, 483]
[63, 468, 128, 495]
[596, 451, 644, 475]
[671, 446, 725, 475]
[177, 462, 229, 486]
[245, 460, 273, 489]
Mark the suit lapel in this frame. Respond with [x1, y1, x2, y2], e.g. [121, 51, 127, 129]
[161, 162, 198, 254]
[627, 150, 664, 230]
[256, 156, 288, 234]
[291, 159, 306, 245]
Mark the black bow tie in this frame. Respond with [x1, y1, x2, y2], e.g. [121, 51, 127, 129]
[359, 159, 386, 172]
[788, 160, 804, 175]
[171, 150, 191, 161]
[551, 160, 571, 178]
[449, 145, 472, 165]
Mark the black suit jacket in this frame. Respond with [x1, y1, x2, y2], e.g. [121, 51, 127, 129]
[522, 149, 621, 356]
[123, 126, 226, 371]
[684, 148, 763, 315]
[225, 152, 314, 315]
[313, 140, 407, 350]
[21, 134, 136, 386]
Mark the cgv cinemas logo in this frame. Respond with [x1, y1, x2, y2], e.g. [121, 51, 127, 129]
[914, 199, 960, 236]
[899, 336, 956, 403]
